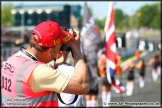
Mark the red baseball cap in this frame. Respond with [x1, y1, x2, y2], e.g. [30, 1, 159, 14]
[32, 20, 74, 47]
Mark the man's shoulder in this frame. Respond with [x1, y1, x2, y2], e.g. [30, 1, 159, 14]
[34, 63, 56, 74]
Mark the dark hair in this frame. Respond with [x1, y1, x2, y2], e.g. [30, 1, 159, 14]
[29, 35, 51, 52]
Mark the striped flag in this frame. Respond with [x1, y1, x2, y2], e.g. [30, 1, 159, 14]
[105, 1, 125, 93]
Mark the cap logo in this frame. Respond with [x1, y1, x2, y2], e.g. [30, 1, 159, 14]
[53, 39, 60, 45]
[63, 34, 71, 42]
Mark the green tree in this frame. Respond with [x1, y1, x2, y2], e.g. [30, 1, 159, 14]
[136, 3, 161, 29]
[95, 8, 127, 34]
[114, 9, 126, 28]
[113, 3, 161, 30]
[1, 3, 14, 27]
[149, 3, 161, 29]
[128, 15, 136, 29]
[81, 2, 161, 33]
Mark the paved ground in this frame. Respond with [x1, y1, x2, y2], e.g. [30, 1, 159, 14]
[96, 50, 161, 107]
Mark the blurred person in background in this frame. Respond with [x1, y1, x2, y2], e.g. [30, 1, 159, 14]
[122, 59, 135, 96]
[147, 53, 161, 81]
[83, 44, 101, 107]
[98, 49, 112, 106]
[134, 49, 140, 61]
[115, 50, 122, 76]
[135, 58, 147, 88]
[85, 74, 99, 107]
[156, 52, 161, 75]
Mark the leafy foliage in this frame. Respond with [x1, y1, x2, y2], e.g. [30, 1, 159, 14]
[95, 2, 161, 34]
[1, 3, 14, 27]
[137, 4, 160, 28]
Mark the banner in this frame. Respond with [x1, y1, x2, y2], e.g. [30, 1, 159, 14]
[80, 2, 104, 90]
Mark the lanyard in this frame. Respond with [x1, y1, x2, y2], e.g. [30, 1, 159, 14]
[20, 47, 38, 61]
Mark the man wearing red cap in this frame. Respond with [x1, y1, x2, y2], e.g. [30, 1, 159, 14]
[1, 20, 89, 107]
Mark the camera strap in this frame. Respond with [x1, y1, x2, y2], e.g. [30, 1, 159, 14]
[57, 93, 78, 105]
[54, 60, 78, 105]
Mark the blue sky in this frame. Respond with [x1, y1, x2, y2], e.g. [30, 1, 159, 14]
[1, 1, 160, 20]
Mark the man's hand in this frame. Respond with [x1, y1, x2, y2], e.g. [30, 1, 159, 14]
[48, 51, 69, 69]
[55, 51, 70, 67]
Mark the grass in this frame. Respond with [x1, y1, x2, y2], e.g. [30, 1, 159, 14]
[122, 55, 134, 62]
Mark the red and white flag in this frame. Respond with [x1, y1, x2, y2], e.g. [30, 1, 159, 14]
[105, 1, 125, 93]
